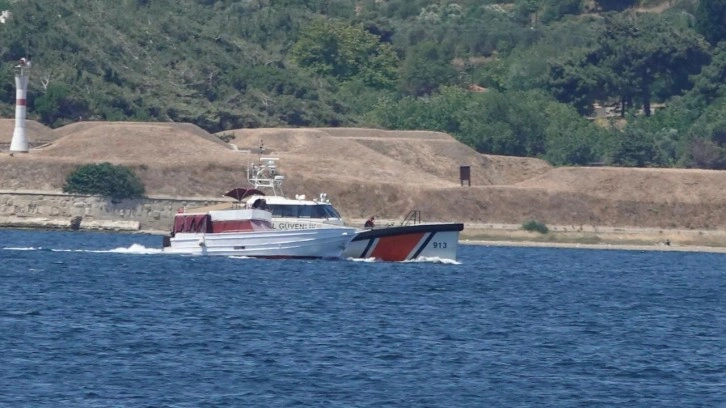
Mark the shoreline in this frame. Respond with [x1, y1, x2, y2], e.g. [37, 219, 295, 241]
[4, 218, 726, 254]
[457, 223, 726, 254]
[460, 238, 726, 253]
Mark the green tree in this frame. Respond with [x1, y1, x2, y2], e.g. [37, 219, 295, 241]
[33, 83, 90, 127]
[695, 0, 726, 46]
[543, 103, 601, 165]
[682, 99, 726, 168]
[513, 0, 539, 26]
[618, 110, 685, 167]
[548, 55, 607, 115]
[549, 13, 710, 117]
[290, 19, 398, 89]
[540, 0, 582, 24]
[609, 125, 657, 167]
[63, 162, 146, 200]
[689, 43, 726, 104]
[399, 41, 458, 96]
[686, 137, 726, 169]
[595, 0, 637, 12]
[0, 65, 13, 111]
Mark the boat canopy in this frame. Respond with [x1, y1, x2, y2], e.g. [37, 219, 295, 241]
[173, 214, 212, 234]
[224, 188, 265, 201]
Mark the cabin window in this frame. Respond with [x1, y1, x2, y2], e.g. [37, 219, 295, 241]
[267, 204, 341, 219]
[320, 204, 341, 218]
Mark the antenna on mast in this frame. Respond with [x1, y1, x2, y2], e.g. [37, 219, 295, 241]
[245, 139, 284, 196]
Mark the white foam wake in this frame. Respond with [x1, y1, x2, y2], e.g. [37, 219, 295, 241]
[347, 257, 378, 263]
[405, 256, 461, 265]
[105, 244, 164, 254]
[347, 256, 461, 264]
[4, 244, 162, 255]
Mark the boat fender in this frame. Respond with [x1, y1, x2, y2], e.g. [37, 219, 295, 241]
[198, 238, 206, 247]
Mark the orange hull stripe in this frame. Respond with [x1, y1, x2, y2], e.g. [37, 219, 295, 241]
[369, 233, 425, 261]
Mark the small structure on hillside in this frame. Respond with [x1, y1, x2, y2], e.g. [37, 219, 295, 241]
[460, 165, 471, 186]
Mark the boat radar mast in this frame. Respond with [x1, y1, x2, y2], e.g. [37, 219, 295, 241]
[246, 141, 284, 196]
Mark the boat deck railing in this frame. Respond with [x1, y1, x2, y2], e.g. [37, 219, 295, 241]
[401, 210, 422, 226]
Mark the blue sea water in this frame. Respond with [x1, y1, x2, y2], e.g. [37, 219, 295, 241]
[1, 229, 724, 407]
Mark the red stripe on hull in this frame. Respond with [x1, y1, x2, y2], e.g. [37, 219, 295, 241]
[369, 232, 425, 261]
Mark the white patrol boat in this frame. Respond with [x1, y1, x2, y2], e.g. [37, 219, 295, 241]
[161, 187, 356, 259]
[241, 155, 463, 262]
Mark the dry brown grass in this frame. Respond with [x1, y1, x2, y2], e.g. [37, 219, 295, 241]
[39, 122, 235, 164]
[516, 166, 726, 203]
[2, 121, 726, 230]
[0, 119, 58, 146]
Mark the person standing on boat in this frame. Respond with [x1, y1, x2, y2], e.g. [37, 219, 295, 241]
[364, 216, 375, 228]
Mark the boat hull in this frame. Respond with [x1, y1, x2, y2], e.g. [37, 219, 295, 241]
[343, 223, 464, 261]
[163, 227, 356, 259]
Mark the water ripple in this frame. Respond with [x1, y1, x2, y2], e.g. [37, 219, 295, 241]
[0, 230, 724, 407]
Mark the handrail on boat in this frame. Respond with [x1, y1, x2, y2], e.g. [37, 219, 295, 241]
[401, 210, 421, 226]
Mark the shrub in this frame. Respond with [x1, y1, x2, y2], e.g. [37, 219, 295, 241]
[63, 162, 145, 200]
[522, 220, 549, 234]
[217, 133, 236, 143]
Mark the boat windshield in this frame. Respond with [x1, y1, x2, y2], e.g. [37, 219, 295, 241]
[267, 203, 341, 219]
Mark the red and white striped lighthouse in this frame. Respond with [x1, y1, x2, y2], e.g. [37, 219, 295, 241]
[9, 57, 30, 153]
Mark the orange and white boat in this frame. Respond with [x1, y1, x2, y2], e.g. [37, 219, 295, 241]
[341, 211, 463, 262]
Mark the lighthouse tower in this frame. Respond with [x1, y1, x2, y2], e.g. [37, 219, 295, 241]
[9, 57, 30, 153]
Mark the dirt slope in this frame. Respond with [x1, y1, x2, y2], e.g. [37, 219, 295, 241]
[227, 128, 551, 186]
[1, 121, 725, 229]
[516, 167, 726, 203]
[0, 119, 57, 147]
[41, 122, 233, 163]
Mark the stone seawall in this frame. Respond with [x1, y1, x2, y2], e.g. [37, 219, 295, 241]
[0, 190, 229, 233]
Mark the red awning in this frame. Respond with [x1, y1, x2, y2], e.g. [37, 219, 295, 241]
[173, 214, 211, 234]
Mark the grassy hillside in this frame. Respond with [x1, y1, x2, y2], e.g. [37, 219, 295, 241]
[0, 1, 353, 129]
[0, 0, 695, 127]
